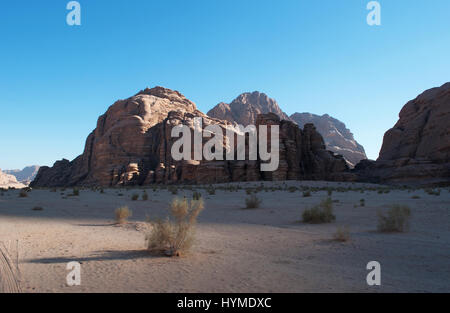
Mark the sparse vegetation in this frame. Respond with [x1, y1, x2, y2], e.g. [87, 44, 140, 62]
[193, 191, 202, 201]
[288, 186, 297, 193]
[72, 188, 80, 196]
[425, 188, 441, 196]
[333, 226, 350, 242]
[206, 185, 216, 195]
[302, 191, 311, 197]
[131, 193, 139, 201]
[18, 190, 27, 198]
[411, 195, 420, 199]
[32, 206, 44, 211]
[302, 198, 335, 224]
[360, 199, 365, 207]
[169, 186, 178, 195]
[146, 198, 204, 257]
[377, 205, 411, 233]
[245, 195, 262, 209]
[115, 206, 132, 224]
[142, 192, 148, 201]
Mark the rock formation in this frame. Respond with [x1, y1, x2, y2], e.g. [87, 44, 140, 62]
[31, 87, 349, 187]
[4, 165, 40, 185]
[207, 91, 292, 126]
[0, 169, 26, 189]
[355, 83, 450, 185]
[290, 113, 367, 167]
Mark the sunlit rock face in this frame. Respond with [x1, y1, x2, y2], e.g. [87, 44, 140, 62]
[31, 87, 349, 187]
[355, 83, 450, 185]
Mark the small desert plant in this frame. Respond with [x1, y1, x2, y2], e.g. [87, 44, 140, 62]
[115, 206, 132, 224]
[206, 185, 216, 195]
[288, 186, 297, 193]
[303, 191, 311, 197]
[360, 199, 365, 207]
[425, 188, 440, 196]
[377, 205, 411, 233]
[168, 186, 178, 195]
[146, 198, 204, 257]
[302, 198, 335, 224]
[100, 188, 104, 194]
[333, 226, 350, 242]
[18, 190, 27, 198]
[411, 195, 420, 199]
[245, 195, 261, 209]
[142, 192, 148, 201]
[245, 188, 253, 195]
[131, 193, 139, 201]
[192, 191, 202, 201]
[72, 188, 80, 196]
[32, 206, 44, 211]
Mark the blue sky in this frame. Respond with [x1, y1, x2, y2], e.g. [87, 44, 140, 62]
[1, 0, 449, 169]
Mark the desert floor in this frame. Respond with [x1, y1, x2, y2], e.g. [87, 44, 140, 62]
[0, 181, 449, 293]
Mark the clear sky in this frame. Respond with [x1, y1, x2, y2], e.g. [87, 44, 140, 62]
[1, 0, 449, 169]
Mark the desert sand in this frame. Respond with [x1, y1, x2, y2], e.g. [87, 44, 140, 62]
[0, 181, 449, 293]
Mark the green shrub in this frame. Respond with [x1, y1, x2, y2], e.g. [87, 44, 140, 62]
[131, 193, 139, 201]
[377, 205, 411, 232]
[302, 198, 335, 224]
[303, 191, 311, 198]
[72, 188, 80, 196]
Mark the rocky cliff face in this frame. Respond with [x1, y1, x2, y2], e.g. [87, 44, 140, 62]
[4, 165, 40, 185]
[207, 91, 292, 126]
[355, 83, 450, 185]
[31, 87, 349, 187]
[290, 113, 367, 167]
[0, 169, 26, 189]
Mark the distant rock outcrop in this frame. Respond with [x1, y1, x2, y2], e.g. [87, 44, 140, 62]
[355, 83, 450, 185]
[290, 113, 367, 167]
[4, 165, 40, 185]
[0, 169, 26, 189]
[207, 91, 292, 126]
[31, 87, 349, 187]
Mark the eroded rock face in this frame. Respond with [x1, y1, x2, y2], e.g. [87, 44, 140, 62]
[207, 91, 292, 126]
[31, 87, 349, 187]
[355, 83, 450, 185]
[4, 165, 40, 185]
[0, 169, 26, 189]
[290, 113, 367, 167]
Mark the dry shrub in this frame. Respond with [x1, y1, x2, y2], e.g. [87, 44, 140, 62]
[0, 242, 21, 293]
[245, 195, 261, 209]
[192, 191, 202, 201]
[131, 193, 139, 201]
[377, 205, 411, 233]
[333, 226, 350, 242]
[302, 198, 335, 224]
[146, 198, 204, 257]
[115, 206, 132, 224]
[142, 192, 148, 201]
[32, 206, 44, 211]
[18, 190, 27, 198]
[302, 191, 311, 197]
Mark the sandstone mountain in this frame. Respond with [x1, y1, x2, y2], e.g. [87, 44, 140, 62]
[4, 165, 40, 185]
[355, 83, 450, 185]
[207, 91, 292, 126]
[290, 113, 367, 167]
[0, 169, 26, 189]
[31, 87, 349, 187]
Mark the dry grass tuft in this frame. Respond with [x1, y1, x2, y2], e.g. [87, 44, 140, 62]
[146, 198, 204, 257]
[333, 226, 350, 242]
[245, 195, 261, 209]
[18, 190, 28, 198]
[115, 206, 132, 224]
[377, 205, 411, 233]
[302, 198, 335, 224]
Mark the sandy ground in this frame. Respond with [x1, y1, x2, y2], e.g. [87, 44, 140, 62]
[0, 181, 449, 293]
